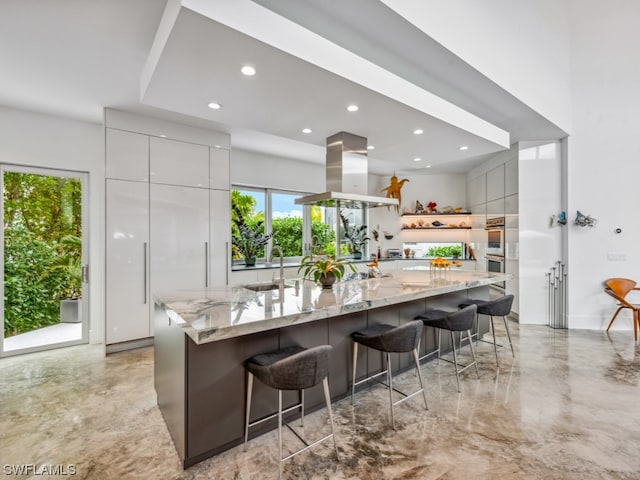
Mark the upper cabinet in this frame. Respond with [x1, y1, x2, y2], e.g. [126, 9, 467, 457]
[106, 128, 149, 182]
[150, 137, 209, 188]
[505, 159, 518, 196]
[486, 165, 505, 202]
[467, 174, 486, 208]
[209, 148, 230, 191]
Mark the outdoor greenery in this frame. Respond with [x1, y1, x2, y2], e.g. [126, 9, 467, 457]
[340, 210, 369, 256]
[3, 172, 82, 337]
[424, 245, 463, 258]
[231, 204, 272, 259]
[231, 190, 336, 259]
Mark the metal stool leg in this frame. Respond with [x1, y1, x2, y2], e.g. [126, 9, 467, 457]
[244, 371, 254, 452]
[490, 316, 499, 366]
[300, 389, 305, 427]
[437, 328, 441, 364]
[278, 390, 283, 480]
[412, 348, 429, 410]
[467, 329, 479, 378]
[450, 331, 461, 392]
[387, 353, 395, 428]
[351, 341, 358, 404]
[322, 377, 339, 460]
[503, 315, 515, 357]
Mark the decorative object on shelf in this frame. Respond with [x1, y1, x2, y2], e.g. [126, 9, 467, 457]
[231, 204, 273, 266]
[415, 200, 424, 213]
[417, 218, 425, 227]
[402, 207, 413, 214]
[431, 220, 443, 227]
[574, 210, 597, 227]
[458, 221, 467, 228]
[298, 254, 356, 288]
[441, 205, 454, 214]
[454, 207, 463, 213]
[427, 201, 437, 213]
[372, 228, 379, 241]
[340, 210, 370, 259]
[381, 174, 409, 213]
[384, 231, 394, 240]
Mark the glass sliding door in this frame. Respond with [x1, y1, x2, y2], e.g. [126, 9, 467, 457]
[0, 165, 89, 356]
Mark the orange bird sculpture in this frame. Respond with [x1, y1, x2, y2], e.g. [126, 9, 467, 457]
[381, 174, 409, 213]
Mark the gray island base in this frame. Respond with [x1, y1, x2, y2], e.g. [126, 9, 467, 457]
[153, 269, 510, 468]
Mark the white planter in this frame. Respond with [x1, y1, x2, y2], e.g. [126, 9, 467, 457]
[60, 299, 82, 323]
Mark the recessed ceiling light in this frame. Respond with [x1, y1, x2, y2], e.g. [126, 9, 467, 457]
[302, 128, 312, 134]
[207, 102, 222, 110]
[347, 104, 359, 112]
[413, 129, 423, 135]
[413, 157, 421, 162]
[425, 165, 431, 168]
[159, 134, 167, 138]
[459, 145, 469, 151]
[241, 65, 256, 76]
[367, 145, 375, 150]
[214, 145, 221, 149]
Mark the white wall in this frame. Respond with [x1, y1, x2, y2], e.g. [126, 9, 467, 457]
[566, 0, 640, 331]
[0, 106, 105, 344]
[382, 0, 572, 133]
[231, 149, 324, 192]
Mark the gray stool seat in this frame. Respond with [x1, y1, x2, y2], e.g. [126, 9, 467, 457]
[351, 320, 428, 428]
[459, 294, 515, 365]
[415, 305, 479, 392]
[244, 345, 338, 479]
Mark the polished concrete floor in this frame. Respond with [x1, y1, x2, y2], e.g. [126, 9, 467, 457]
[2, 323, 640, 479]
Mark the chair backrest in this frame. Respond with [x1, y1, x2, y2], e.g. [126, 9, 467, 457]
[377, 320, 424, 353]
[604, 278, 637, 307]
[268, 345, 332, 391]
[447, 304, 477, 331]
[482, 294, 514, 316]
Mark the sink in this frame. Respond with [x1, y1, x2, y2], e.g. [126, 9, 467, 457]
[244, 282, 291, 292]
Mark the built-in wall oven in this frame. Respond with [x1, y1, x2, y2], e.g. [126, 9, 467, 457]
[486, 217, 506, 290]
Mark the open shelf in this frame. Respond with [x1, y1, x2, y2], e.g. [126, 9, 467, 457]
[401, 212, 471, 216]
[402, 227, 472, 230]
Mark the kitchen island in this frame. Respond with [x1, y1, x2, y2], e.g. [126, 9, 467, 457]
[154, 268, 510, 467]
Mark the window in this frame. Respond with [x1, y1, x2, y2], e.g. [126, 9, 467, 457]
[403, 242, 464, 259]
[231, 187, 346, 265]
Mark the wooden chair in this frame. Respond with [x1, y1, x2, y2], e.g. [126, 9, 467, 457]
[604, 278, 640, 340]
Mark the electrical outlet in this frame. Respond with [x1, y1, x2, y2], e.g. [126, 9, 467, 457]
[607, 253, 627, 261]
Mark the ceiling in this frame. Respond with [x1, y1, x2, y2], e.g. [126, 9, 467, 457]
[0, 0, 566, 175]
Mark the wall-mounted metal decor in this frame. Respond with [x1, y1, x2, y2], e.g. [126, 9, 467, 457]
[574, 210, 597, 227]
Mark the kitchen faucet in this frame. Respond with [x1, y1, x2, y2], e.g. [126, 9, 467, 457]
[269, 245, 285, 291]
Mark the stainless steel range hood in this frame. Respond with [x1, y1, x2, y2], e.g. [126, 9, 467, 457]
[295, 132, 399, 209]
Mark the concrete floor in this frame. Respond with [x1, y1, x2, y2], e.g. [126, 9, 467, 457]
[1, 322, 639, 479]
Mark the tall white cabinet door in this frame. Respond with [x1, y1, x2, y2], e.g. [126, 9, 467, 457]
[106, 180, 150, 344]
[209, 148, 230, 190]
[150, 184, 210, 305]
[106, 129, 149, 182]
[149, 137, 209, 188]
[210, 189, 231, 286]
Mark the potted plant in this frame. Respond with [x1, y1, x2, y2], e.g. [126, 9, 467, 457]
[340, 211, 370, 260]
[231, 205, 273, 266]
[298, 254, 357, 288]
[42, 234, 83, 323]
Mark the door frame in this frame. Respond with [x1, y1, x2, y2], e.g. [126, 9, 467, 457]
[0, 163, 90, 357]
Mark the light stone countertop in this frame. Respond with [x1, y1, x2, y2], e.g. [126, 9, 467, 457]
[154, 269, 511, 345]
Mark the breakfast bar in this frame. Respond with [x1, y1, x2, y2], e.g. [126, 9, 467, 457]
[153, 269, 510, 468]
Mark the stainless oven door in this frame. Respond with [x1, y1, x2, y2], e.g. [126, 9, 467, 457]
[486, 254, 506, 290]
[486, 228, 504, 256]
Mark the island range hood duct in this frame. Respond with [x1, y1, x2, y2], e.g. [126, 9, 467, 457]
[295, 132, 399, 209]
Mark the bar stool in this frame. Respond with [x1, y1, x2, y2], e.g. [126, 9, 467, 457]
[415, 305, 479, 392]
[244, 345, 338, 479]
[459, 294, 515, 366]
[351, 320, 428, 428]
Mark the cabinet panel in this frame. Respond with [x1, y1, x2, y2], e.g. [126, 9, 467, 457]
[150, 137, 209, 188]
[486, 198, 505, 217]
[210, 148, 230, 190]
[209, 189, 231, 286]
[106, 180, 150, 344]
[467, 175, 486, 207]
[505, 159, 518, 196]
[486, 165, 505, 202]
[150, 185, 210, 310]
[106, 129, 149, 182]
